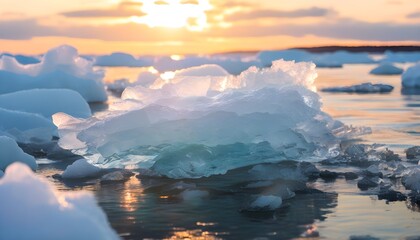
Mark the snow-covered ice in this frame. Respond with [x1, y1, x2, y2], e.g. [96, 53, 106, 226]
[62, 159, 101, 179]
[0, 45, 107, 102]
[0, 89, 91, 119]
[0, 136, 36, 171]
[370, 63, 403, 75]
[402, 63, 420, 88]
[0, 162, 119, 240]
[321, 83, 394, 93]
[0, 107, 57, 143]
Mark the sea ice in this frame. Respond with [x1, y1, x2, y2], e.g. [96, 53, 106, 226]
[0, 45, 107, 102]
[100, 170, 134, 183]
[62, 159, 101, 179]
[382, 51, 420, 63]
[0, 163, 119, 240]
[369, 63, 403, 75]
[0, 89, 91, 119]
[248, 195, 282, 211]
[321, 83, 394, 93]
[0, 136, 36, 171]
[95, 52, 152, 67]
[0, 107, 57, 143]
[257, 50, 375, 68]
[402, 167, 420, 192]
[402, 63, 420, 88]
[406, 146, 420, 160]
[55, 60, 366, 178]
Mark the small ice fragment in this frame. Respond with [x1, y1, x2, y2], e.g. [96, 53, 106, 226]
[62, 159, 101, 179]
[248, 195, 282, 211]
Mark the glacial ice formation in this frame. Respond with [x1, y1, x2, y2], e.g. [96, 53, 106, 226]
[0, 45, 107, 102]
[0, 163, 119, 240]
[402, 63, 420, 88]
[370, 63, 403, 75]
[0, 136, 37, 171]
[0, 89, 91, 119]
[321, 83, 394, 93]
[95, 52, 152, 67]
[54, 60, 368, 178]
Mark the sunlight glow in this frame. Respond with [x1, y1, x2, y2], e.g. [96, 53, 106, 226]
[131, 0, 212, 31]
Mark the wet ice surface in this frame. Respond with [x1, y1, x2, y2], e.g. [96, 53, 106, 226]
[36, 63, 420, 239]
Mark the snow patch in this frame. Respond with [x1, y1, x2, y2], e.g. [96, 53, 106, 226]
[0, 162, 119, 240]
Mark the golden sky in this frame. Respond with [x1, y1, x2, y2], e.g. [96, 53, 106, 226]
[0, 0, 419, 54]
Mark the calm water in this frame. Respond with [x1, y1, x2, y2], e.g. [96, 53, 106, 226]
[39, 64, 420, 239]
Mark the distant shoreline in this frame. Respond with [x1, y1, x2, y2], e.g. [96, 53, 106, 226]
[219, 46, 420, 55]
[294, 45, 420, 53]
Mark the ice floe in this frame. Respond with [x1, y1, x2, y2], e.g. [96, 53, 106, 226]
[402, 63, 420, 88]
[0, 45, 107, 102]
[0, 89, 91, 119]
[62, 159, 101, 179]
[0, 136, 36, 171]
[321, 83, 394, 93]
[369, 63, 403, 75]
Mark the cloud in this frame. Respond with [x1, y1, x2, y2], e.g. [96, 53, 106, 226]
[0, 19, 56, 39]
[407, 11, 420, 18]
[61, 1, 144, 18]
[225, 7, 335, 21]
[0, 17, 419, 42]
[210, 19, 420, 41]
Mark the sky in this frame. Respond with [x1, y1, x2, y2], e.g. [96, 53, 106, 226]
[0, 0, 419, 55]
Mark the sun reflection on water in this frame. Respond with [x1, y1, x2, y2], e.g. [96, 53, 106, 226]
[120, 176, 142, 212]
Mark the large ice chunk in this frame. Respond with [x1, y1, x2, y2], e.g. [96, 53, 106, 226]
[0, 163, 119, 240]
[0, 136, 36, 171]
[55, 60, 365, 178]
[402, 63, 420, 88]
[0, 89, 91, 119]
[0, 45, 107, 102]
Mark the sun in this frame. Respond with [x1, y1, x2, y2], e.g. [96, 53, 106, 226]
[131, 0, 212, 31]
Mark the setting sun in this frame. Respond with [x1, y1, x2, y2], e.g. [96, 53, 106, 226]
[131, 0, 212, 31]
